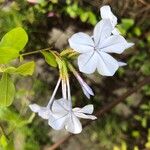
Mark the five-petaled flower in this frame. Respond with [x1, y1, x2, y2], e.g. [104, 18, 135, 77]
[48, 98, 97, 134]
[69, 19, 134, 76]
[29, 99, 97, 134]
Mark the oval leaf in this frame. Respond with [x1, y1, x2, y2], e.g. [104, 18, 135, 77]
[0, 47, 19, 64]
[0, 73, 15, 107]
[0, 27, 28, 64]
[41, 51, 57, 67]
[0, 27, 28, 52]
[15, 61, 35, 76]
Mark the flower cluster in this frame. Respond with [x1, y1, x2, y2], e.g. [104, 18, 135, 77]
[29, 5, 134, 134]
[30, 73, 96, 134]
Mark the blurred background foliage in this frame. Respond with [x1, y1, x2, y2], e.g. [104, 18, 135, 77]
[0, 0, 150, 150]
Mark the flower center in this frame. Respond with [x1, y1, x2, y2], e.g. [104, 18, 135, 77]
[94, 46, 99, 51]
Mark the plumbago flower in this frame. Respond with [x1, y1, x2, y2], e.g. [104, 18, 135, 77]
[100, 5, 119, 35]
[48, 78, 96, 134]
[69, 19, 134, 76]
[48, 99, 96, 134]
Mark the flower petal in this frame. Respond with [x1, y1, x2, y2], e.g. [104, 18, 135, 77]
[118, 61, 127, 67]
[78, 52, 98, 74]
[48, 113, 68, 130]
[38, 109, 50, 119]
[74, 112, 97, 120]
[82, 87, 91, 99]
[94, 19, 113, 47]
[77, 104, 94, 114]
[82, 82, 94, 96]
[29, 104, 41, 112]
[52, 98, 69, 113]
[96, 51, 119, 76]
[112, 28, 120, 35]
[68, 32, 94, 53]
[65, 114, 82, 134]
[29, 104, 50, 119]
[100, 35, 134, 54]
[100, 5, 117, 27]
[76, 74, 94, 99]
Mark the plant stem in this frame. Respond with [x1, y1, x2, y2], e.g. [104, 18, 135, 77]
[21, 47, 52, 57]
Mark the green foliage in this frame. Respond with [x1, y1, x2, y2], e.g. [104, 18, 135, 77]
[141, 61, 150, 75]
[41, 51, 57, 67]
[133, 27, 141, 37]
[0, 27, 28, 64]
[0, 27, 28, 52]
[117, 19, 134, 35]
[0, 47, 18, 64]
[0, 107, 30, 128]
[65, 2, 97, 25]
[0, 2, 24, 35]
[15, 61, 35, 76]
[121, 19, 134, 31]
[0, 73, 15, 107]
[142, 85, 150, 96]
[0, 61, 35, 76]
[91, 115, 127, 149]
[0, 107, 40, 150]
[0, 135, 8, 148]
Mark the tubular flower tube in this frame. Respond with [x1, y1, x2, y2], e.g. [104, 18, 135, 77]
[75, 73, 94, 99]
[68, 63, 94, 99]
[29, 78, 61, 119]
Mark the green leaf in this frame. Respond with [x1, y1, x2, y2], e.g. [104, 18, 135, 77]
[141, 61, 150, 75]
[0, 73, 15, 107]
[0, 108, 27, 127]
[88, 12, 97, 25]
[0, 62, 35, 76]
[0, 135, 8, 148]
[41, 51, 57, 67]
[121, 18, 134, 31]
[0, 47, 19, 64]
[1, 67, 17, 74]
[0, 27, 28, 52]
[0, 27, 28, 64]
[15, 61, 35, 76]
[80, 12, 89, 22]
[133, 27, 141, 37]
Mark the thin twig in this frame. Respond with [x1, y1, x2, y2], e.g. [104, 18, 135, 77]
[47, 76, 150, 150]
[21, 47, 52, 57]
